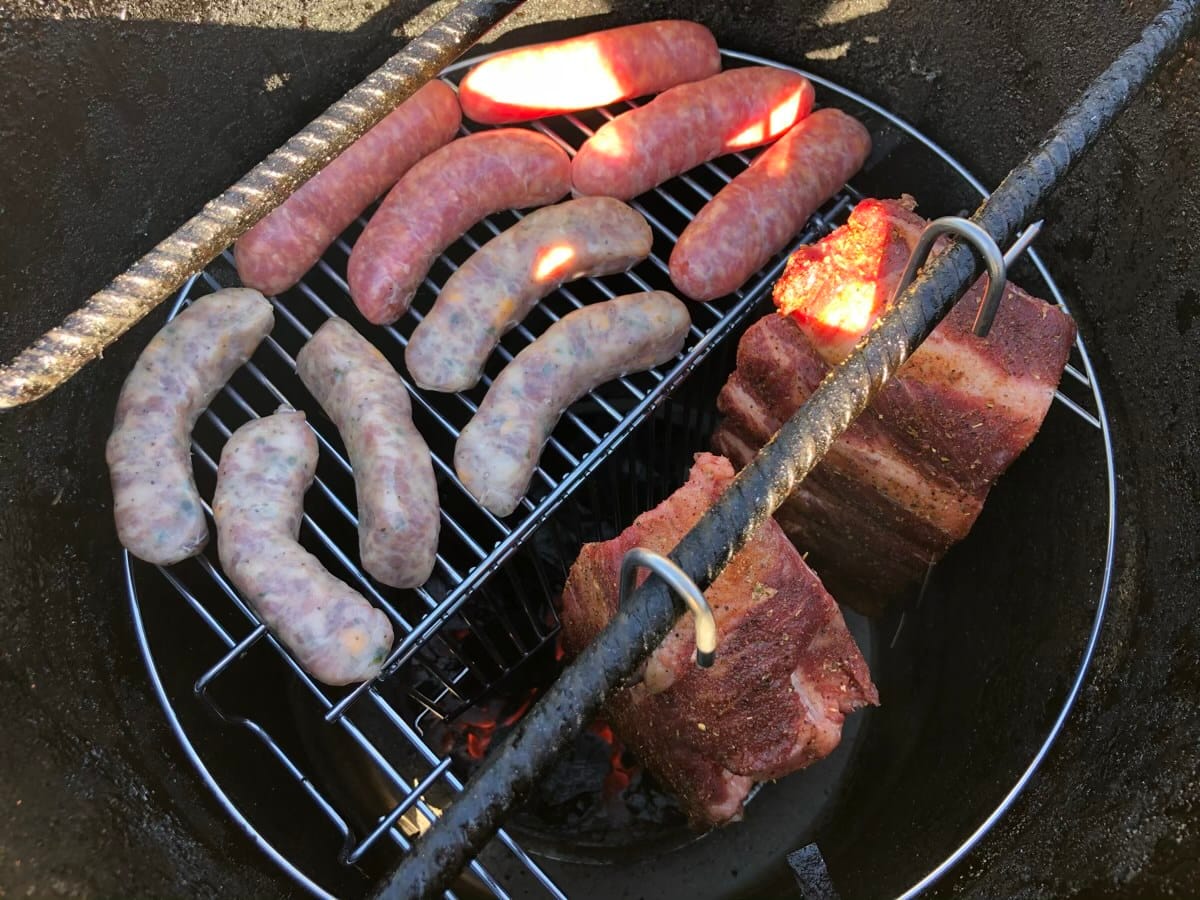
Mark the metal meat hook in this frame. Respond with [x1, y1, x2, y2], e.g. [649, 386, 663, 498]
[619, 547, 717, 668]
[892, 216, 1043, 337]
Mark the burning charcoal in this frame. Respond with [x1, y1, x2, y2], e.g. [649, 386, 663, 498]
[536, 731, 613, 804]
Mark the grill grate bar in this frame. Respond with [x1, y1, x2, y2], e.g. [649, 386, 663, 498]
[1052, 389, 1102, 429]
[157, 566, 238, 649]
[344, 756, 455, 864]
[194, 624, 267, 695]
[328, 713, 515, 899]
[1063, 362, 1091, 387]
[179, 547, 546, 899]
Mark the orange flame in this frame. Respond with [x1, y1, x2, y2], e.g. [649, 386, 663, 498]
[589, 719, 639, 800]
[775, 199, 900, 364]
[456, 689, 538, 760]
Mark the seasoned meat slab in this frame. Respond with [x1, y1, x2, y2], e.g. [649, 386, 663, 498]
[560, 453, 877, 828]
[713, 198, 1077, 611]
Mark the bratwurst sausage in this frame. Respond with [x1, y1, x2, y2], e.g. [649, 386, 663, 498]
[455, 291, 690, 516]
[670, 108, 872, 301]
[107, 288, 273, 566]
[572, 67, 815, 201]
[235, 81, 460, 296]
[296, 318, 439, 588]
[213, 409, 394, 686]
[348, 129, 572, 325]
[458, 21, 720, 124]
[405, 197, 652, 392]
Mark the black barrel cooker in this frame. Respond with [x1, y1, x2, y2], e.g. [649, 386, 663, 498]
[1, 1, 1198, 898]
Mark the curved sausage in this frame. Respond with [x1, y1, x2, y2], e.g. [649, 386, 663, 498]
[458, 21, 720, 124]
[455, 291, 690, 516]
[572, 67, 815, 201]
[107, 288, 273, 566]
[213, 409, 395, 686]
[406, 198, 652, 392]
[670, 108, 872, 301]
[296, 318, 439, 588]
[348, 129, 572, 326]
[235, 81, 461, 296]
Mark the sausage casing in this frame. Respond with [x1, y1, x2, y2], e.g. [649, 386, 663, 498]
[213, 409, 395, 686]
[458, 21, 719, 124]
[406, 197, 652, 392]
[107, 288, 273, 565]
[348, 129, 572, 326]
[234, 81, 461, 296]
[455, 291, 691, 516]
[670, 108, 873, 301]
[572, 67, 815, 201]
[296, 319, 440, 588]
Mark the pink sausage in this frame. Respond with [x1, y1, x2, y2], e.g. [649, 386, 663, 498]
[348, 129, 572, 325]
[458, 21, 720, 124]
[234, 81, 461, 296]
[572, 67, 815, 201]
[670, 108, 872, 302]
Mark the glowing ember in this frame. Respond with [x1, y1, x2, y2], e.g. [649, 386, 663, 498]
[429, 627, 678, 839]
[466, 729, 491, 759]
[444, 688, 539, 761]
[589, 719, 640, 801]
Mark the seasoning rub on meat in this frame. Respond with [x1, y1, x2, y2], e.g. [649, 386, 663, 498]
[561, 453, 877, 828]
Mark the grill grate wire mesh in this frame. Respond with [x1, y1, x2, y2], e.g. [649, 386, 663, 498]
[125, 51, 1110, 899]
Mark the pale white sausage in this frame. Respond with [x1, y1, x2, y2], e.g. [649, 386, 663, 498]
[106, 288, 273, 565]
[297, 319, 439, 588]
[213, 409, 394, 686]
[455, 291, 691, 516]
